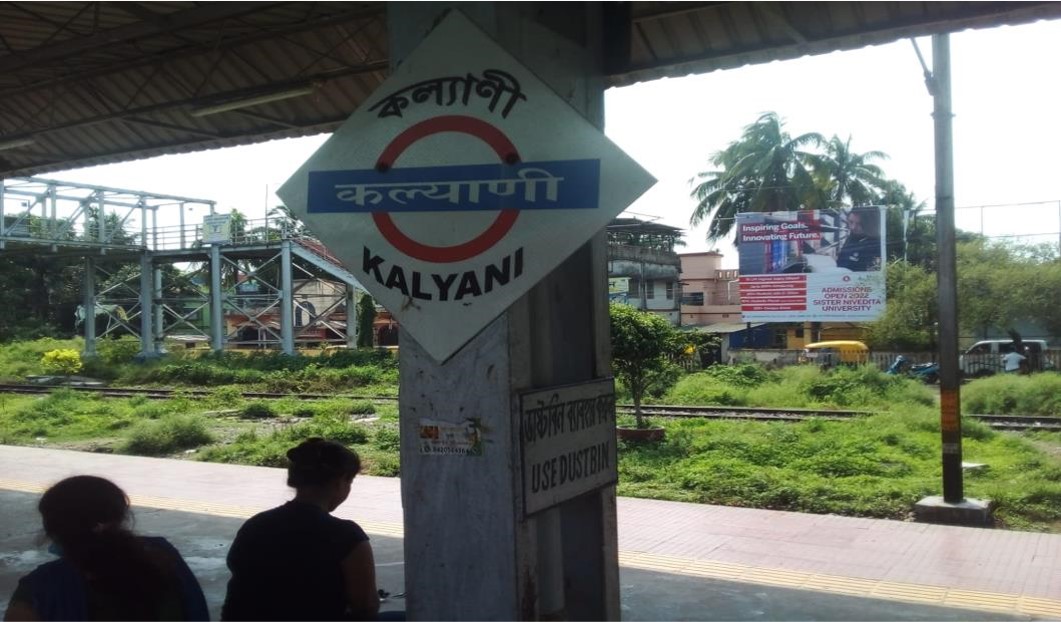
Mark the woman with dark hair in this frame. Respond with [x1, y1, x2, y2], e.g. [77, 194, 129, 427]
[221, 438, 382, 621]
[4, 476, 208, 621]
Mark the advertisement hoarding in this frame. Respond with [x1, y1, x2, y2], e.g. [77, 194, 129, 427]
[737, 207, 886, 322]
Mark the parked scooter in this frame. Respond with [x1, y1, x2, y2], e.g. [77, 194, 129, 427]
[887, 355, 940, 384]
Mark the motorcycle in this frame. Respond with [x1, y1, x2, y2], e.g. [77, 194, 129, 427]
[887, 355, 940, 384]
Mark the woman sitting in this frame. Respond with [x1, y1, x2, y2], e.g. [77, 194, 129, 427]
[221, 438, 381, 621]
[4, 475, 208, 621]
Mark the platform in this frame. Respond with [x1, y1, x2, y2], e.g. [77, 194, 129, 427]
[1, 445, 1058, 620]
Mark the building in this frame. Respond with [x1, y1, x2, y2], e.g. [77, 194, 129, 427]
[679, 251, 741, 326]
[606, 218, 683, 325]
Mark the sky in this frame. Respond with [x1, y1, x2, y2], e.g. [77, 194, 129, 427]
[50, 18, 1061, 268]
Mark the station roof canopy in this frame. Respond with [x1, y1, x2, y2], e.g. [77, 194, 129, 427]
[2, 1, 1059, 177]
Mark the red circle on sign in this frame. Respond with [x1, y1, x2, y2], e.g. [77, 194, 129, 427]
[372, 115, 520, 263]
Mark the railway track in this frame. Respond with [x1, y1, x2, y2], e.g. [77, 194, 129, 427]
[0, 383, 398, 402]
[2, 384, 1059, 430]
[617, 404, 866, 421]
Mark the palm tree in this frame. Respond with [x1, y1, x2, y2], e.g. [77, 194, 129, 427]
[812, 135, 888, 206]
[876, 179, 931, 265]
[690, 112, 826, 240]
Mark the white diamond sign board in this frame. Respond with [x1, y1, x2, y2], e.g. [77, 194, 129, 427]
[277, 12, 656, 362]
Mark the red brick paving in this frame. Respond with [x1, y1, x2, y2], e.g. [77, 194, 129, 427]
[2, 445, 1059, 601]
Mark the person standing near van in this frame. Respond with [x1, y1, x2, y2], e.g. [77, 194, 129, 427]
[1002, 348, 1026, 373]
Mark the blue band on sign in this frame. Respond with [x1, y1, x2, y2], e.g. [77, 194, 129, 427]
[307, 159, 600, 213]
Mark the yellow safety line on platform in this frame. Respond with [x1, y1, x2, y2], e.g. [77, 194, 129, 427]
[4, 478, 1059, 617]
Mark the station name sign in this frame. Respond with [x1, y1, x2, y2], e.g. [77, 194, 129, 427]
[520, 379, 618, 515]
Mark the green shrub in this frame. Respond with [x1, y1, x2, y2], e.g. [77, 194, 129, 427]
[13, 388, 82, 425]
[132, 402, 170, 420]
[666, 373, 746, 406]
[197, 431, 291, 467]
[367, 453, 400, 477]
[96, 336, 141, 366]
[347, 401, 376, 415]
[0, 338, 83, 379]
[208, 386, 243, 408]
[703, 363, 771, 388]
[283, 413, 369, 445]
[963, 372, 1061, 416]
[240, 401, 277, 419]
[122, 415, 214, 456]
[373, 425, 401, 451]
[41, 349, 82, 375]
[292, 406, 319, 419]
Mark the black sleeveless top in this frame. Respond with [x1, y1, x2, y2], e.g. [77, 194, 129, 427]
[221, 501, 370, 621]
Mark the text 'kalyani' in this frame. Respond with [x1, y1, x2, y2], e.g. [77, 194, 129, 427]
[362, 247, 524, 301]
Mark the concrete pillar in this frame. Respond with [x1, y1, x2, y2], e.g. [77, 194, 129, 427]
[931, 34, 965, 502]
[345, 285, 357, 349]
[82, 257, 96, 358]
[393, 5, 617, 620]
[137, 252, 156, 359]
[210, 245, 225, 353]
[280, 240, 295, 355]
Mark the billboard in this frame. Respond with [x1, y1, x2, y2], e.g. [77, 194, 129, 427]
[736, 207, 886, 322]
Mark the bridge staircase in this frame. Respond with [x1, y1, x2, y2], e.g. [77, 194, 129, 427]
[0, 176, 365, 356]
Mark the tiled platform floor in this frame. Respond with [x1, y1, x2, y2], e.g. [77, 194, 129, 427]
[1, 445, 1059, 619]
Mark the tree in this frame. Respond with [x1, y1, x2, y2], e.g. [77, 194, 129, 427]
[864, 261, 938, 350]
[957, 240, 1022, 338]
[609, 303, 680, 428]
[877, 180, 930, 264]
[690, 112, 826, 240]
[356, 294, 376, 348]
[812, 135, 888, 207]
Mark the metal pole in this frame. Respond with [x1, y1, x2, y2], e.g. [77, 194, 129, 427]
[211, 245, 225, 353]
[345, 285, 357, 349]
[49, 185, 56, 235]
[138, 253, 155, 359]
[932, 33, 964, 503]
[99, 194, 107, 244]
[145, 203, 152, 249]
[280, 240, 295, 355]
[83, 258, 96, 358]
[154, 266, 164, 353]
[179, 202, 186, 249]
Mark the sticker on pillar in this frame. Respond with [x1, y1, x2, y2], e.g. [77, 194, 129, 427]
[419, 418, 483, 456]
[520, 379, 618, 515]
[277, 10, 656, 363]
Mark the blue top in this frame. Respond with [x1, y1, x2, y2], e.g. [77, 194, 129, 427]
[11, 536, 209, 621]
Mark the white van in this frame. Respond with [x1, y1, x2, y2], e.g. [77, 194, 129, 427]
[959, 339, 1048, 376]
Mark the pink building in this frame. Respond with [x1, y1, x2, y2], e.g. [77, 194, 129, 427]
[679, 251, 741, 326]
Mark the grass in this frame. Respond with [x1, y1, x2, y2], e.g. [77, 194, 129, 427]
[0, 386, 397, 475]
[617, 408, 1061, 531]
[661, 363, 936, 410]
[3, 337, 1061, 531]
[0, 337, 400, 396]
[962, 372, 1061, 415]
[122, 415, 214, 455]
